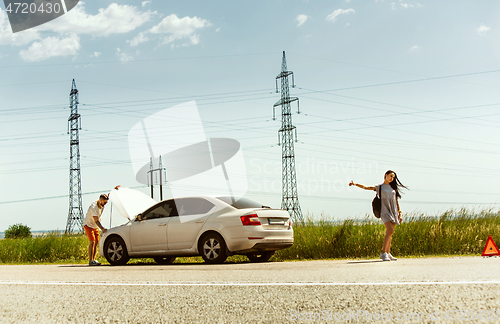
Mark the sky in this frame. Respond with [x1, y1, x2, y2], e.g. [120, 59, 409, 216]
[1, 0, 500, 231]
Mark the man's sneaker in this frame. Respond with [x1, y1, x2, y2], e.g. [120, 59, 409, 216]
[380, 252, 390, 261]
[387, 253, 397, 261]
[89, 260, 101, 266]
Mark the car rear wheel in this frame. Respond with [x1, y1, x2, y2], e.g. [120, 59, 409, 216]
[199, 233, 227, 264]
[104, 236, 130, 266]
[153, 256, 176, 265]
[246, 251, 275, 263]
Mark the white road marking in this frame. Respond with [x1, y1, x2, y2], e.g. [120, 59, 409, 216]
[0, 281, 499, 286]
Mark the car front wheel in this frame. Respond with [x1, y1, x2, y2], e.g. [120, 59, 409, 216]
[246, 251, 275, 263]
[104, 236, 130, 266]
[199, 233, 227, 264]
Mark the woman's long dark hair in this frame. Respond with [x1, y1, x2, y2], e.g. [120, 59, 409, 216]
[385, 170, 408, 199]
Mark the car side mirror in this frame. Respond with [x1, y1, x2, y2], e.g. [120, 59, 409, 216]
[136, 214, 143, 221]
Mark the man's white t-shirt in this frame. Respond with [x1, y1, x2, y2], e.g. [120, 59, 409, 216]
[84, 201, 103, 229]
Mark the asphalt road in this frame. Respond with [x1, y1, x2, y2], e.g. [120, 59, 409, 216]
[0, 257, 499, 323]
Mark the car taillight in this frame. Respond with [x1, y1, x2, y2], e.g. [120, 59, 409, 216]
[240, 214, 261, 226]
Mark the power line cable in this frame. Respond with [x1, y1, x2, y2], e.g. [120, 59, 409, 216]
[290, 53, 500, 90]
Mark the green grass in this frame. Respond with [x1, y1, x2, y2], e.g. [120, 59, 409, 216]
[0, 231, 87, 264]
[275, 208, 500, 260]
[1, 208, 499, 264]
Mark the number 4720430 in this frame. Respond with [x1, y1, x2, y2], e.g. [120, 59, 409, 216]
[5, 2, 62, 15]
[443, 310, 498, 321]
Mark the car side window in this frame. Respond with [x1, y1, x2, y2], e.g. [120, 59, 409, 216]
[175, 198, 215, 216]
[142, 200, 177, 220]
[161, 200, 178, 217]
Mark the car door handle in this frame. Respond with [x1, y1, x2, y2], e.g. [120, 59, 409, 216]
[195, 220, 204, 223]
[158, 223, 167, 226]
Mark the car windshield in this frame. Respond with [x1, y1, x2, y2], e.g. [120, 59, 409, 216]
[216, 197, 268, 209]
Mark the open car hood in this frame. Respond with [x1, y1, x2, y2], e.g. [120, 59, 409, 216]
[108, 187, 157, 220]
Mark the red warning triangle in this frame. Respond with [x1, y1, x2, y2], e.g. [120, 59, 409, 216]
[482, 235, 500, 257]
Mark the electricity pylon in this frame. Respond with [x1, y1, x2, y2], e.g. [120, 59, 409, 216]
[273, 51, 304, 224]
[66, 79, 84, 233]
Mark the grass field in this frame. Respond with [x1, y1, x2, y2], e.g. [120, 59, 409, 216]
[1, 208, 499, 264]
[276, 208, 500, 260]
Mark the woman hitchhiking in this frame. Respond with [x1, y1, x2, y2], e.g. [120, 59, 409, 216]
[349, 170, 408, 261]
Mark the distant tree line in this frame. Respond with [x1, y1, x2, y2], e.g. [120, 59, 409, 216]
[4, 224, 31, 239]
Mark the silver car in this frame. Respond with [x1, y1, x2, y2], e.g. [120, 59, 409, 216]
[99, 188, 293, 265]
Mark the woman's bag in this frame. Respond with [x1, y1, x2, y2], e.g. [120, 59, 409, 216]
[372, 185, 382, 218]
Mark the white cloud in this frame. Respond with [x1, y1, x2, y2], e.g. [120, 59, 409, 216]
[296, 14, 309, 27]
[142, 1, 151, 7]
[35, 3, 155, 37]
[477, 24, 490, 36]
[409, 45, 421, 53]
[400, 2, 422, 9]
[183, 34, 200, 46]
[19, 34, 80, 62]
[90, 51, 101, 57]
[1, 4, 154, 60]
[127, 32, 149, 47]
[326, 9, 355, 23]
[385, 0, 422, 9]
[149, 14, 211, 46]
[116, 48, 133, 62]
[215, 27, 221, 32]
[0, 8, 40, 46]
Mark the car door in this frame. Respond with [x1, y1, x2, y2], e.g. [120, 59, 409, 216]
[129, 202, 172, 253]
[167, 198, 216, 250]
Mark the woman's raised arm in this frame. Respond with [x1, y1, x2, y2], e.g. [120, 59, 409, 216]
[349, 180, 375, 191]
